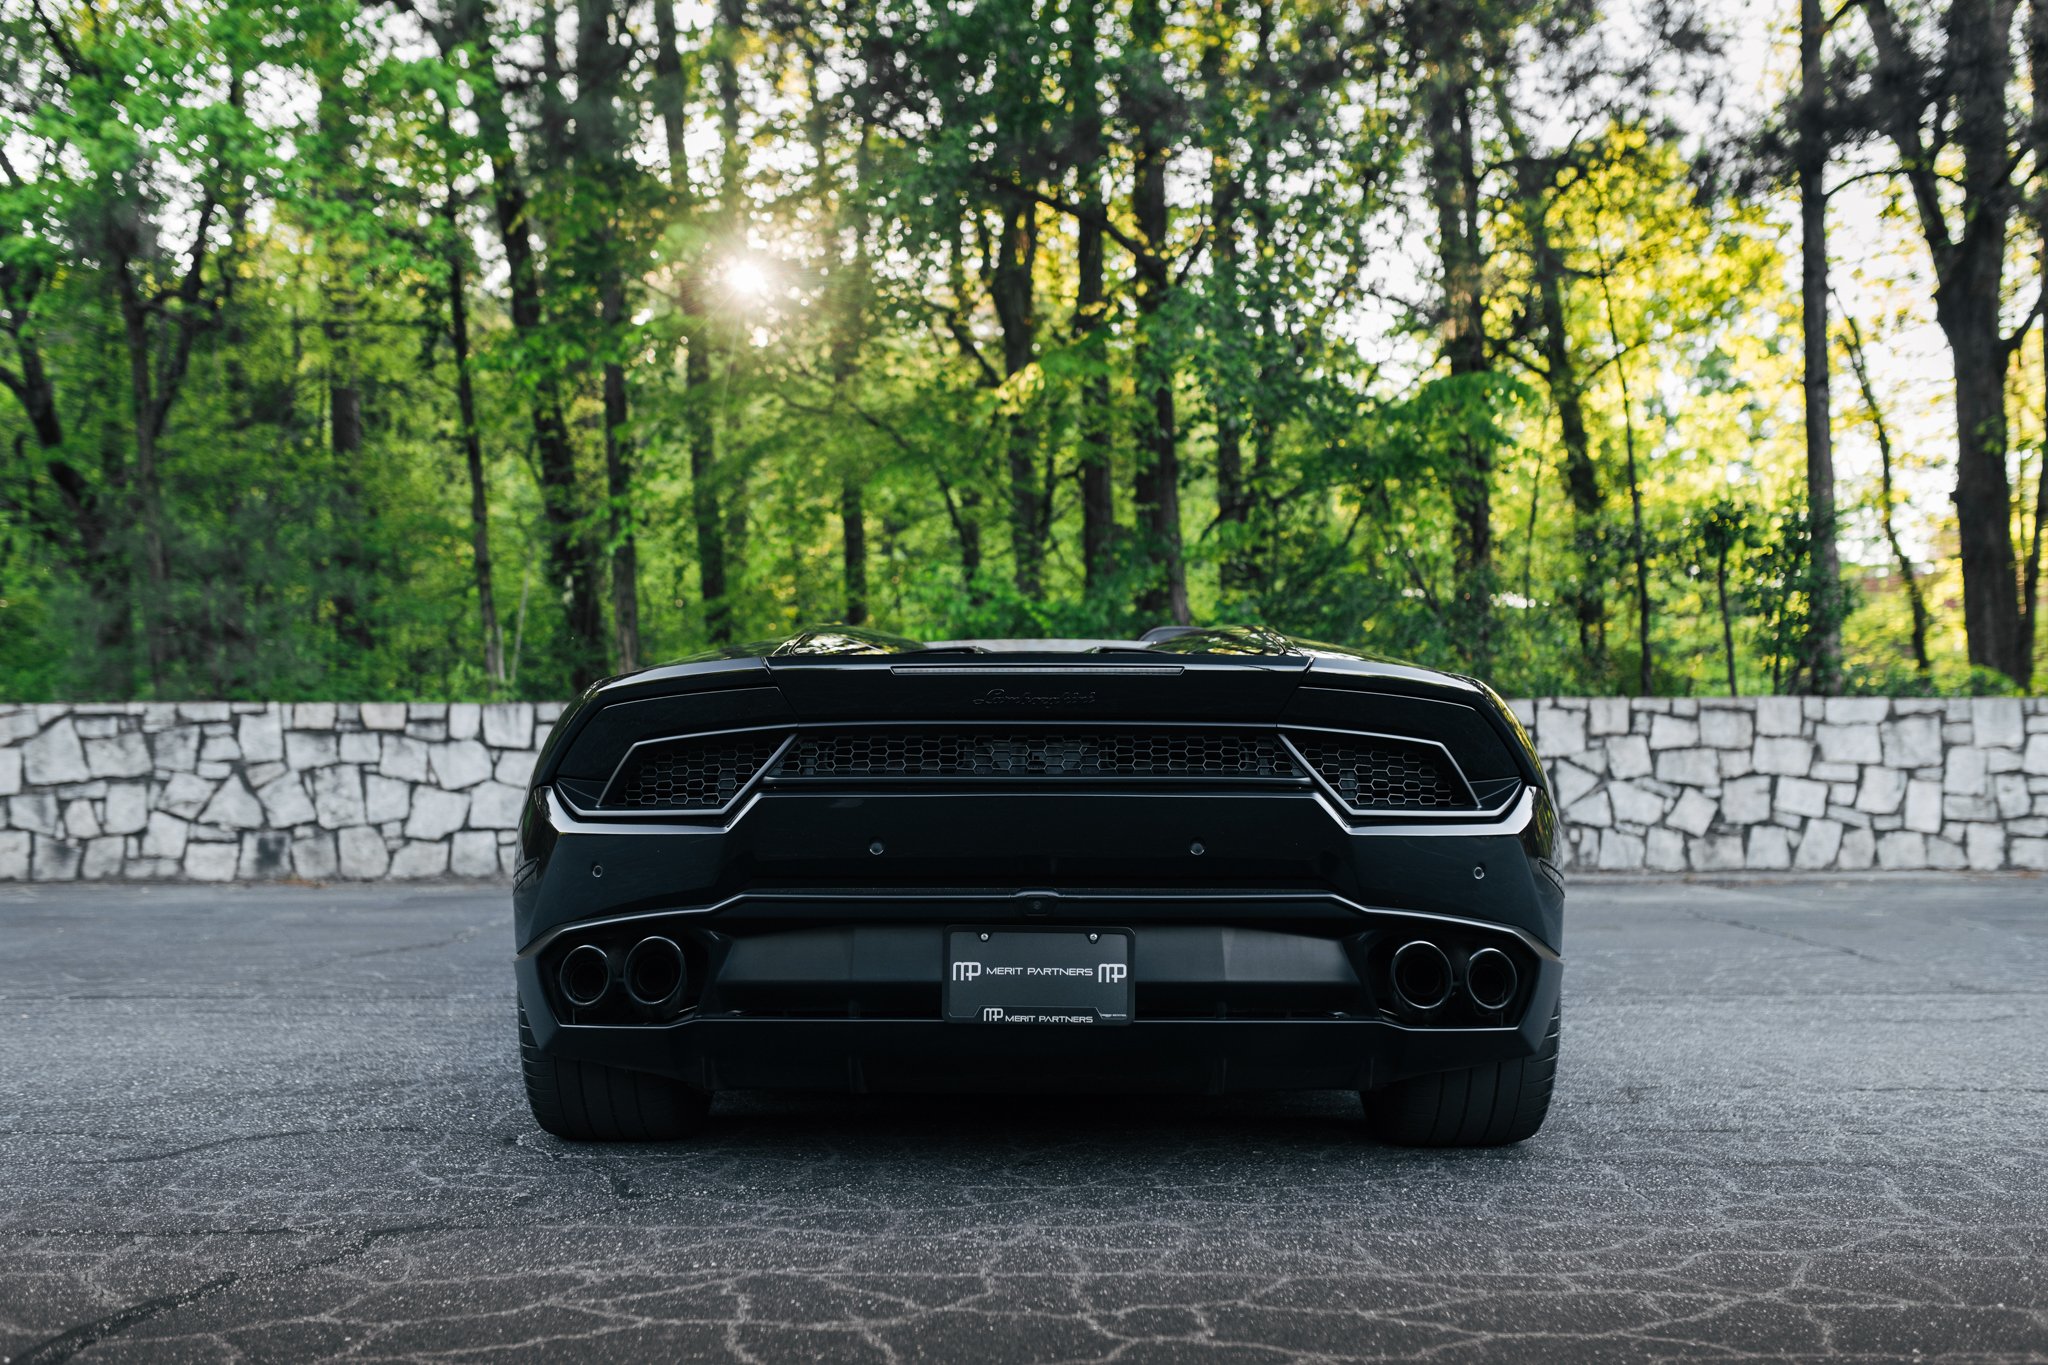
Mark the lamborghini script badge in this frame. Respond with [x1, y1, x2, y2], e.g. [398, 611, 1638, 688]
[972, 686, 1099, 707]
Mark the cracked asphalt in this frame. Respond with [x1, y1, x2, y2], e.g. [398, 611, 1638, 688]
[1, 877, 2045, 1363]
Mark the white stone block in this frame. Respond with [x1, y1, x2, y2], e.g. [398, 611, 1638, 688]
[1754, 697, 1802, 736]
[2011, 837, 2048, 870]
[199, 776, 267, 830]
[1746, 825, 1792, 870]
[1794, 818, 1843, 869]
[1965, 825, 2006, 871]
[1565, 790, 1613, 829]
[31, 835, 81, 879]
[2022, 735, 2048, 775]
[152, 726, 199, 773]
[1814, 723, 1882, 765]
[1944, 793, 1996, 821]
[493, 750, 541, 787]
[309, 765, 367, 829]
[1811, 761, 1859, 783]
[237, 831, 292, 879]
[364, 774, 412, 824]
[1924, 835, 1966, 869]
[77, 835, 123, 879]
[285, 731, 339, 771]
[337, 826, 390, 879]
[291, 703, 337, 729]
[1882, 715, 1944, 769]
[254, 773, 317, 827]
[199, 733, 242, 764]
[1943, 746, 1988, 795]
[1655, 748, 1720, 787]
[237, 711, 284, 764]
[1536, 703, 1588, 757]
[379, 734, 431, 783]
[390, 840, 450, 878]
[1551, 760, 1598, 811]
[448, 704, 481, 741]
[292, 832, 338, 880]
[1854, 768, 1907, 816]
[0, 749, 20, 797]
[140, 812, 189, 859]
[406, 787, 469, 840]
[1823, 697, 1889, 724]
[1690, 834, 1745, 870]
[1995, 772, 2031, 819]
[362, 703, 408, 731]
[182, 841, 240, 882]
[1752, 737, 1814, 777]
[1645, 827, 1686, 871]
[1608, 780, 1668, 826]
[430, 740, 492, 790]
[1975, 699, 2024, 748]
[9, 793, 59, 836]
[23, 720, 89, 785]
[1836, 826, 1875, 870]
[450, 830, 500, 877]
[1649, 716, 1699, 751]
[0, 829, 26, 879]
[467, 781, 526, 830]
[1669, 789, 1717, 836]
[1774, 776, 1828, 818]
[1596, 830, 1644, 870]
[1698, 708, 1754, 750]
[339, 732, 381, 765]
[102, 782, 147, 835]
[1901, 778, 1943, 833]
[1876, 831, 1928, 869]
[1588, 698, 1631, 736]
[63, 798, 100, 839]
[1720, 775, 1772, 825]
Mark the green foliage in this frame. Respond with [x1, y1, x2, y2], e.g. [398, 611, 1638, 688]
[0, 0, 2030, 699]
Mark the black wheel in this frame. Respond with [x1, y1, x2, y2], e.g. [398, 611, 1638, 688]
[1362, 1007, 1559, 1147]
[519, 1003, 710, 1141]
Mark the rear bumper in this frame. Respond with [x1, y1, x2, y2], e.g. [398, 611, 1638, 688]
[514, 893, 1563, 1094]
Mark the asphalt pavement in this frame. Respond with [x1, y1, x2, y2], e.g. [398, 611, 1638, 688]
[1, 875, 2045, 1363]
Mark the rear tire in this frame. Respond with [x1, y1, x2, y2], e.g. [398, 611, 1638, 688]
[1362, 1007, 1559, 1147]
[519, 1003, 710, 1141]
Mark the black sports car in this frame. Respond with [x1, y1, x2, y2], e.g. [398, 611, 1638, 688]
[513, 625, 1563, 1146]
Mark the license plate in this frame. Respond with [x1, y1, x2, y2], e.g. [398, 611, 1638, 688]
[944, 928, 1132, 1024]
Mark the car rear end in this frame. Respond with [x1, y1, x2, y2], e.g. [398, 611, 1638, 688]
[512, 628, 1563, 1141]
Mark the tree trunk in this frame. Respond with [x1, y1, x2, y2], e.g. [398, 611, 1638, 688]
[990, 199, 1044, 599]
[1069, 0, 1114, 594]
[1205, 29, 1249, 594]
[1797, 0, 1841, 692]
[444, 206, 505, 686]
[1128, 0, 1189, 626]
[1422, 22, 1491, 660]
[452, 0, 606, 688]
[1840, 305, 1932, 677]
[1500, 101, 1603, 669]
[842, 480, 868, 624]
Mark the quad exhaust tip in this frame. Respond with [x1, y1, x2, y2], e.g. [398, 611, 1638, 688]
[1390, 940, 1454, 1012]
[1464, 946, 1519, 1012]
[624, 936, 687, 1009]
[558, 944, 611, 1008]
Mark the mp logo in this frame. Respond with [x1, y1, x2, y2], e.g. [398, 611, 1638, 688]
[952, 961, 982, 982]
[1097, 963, 1127, 984]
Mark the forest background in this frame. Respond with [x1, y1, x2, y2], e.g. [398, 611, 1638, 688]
[3, 0, 2046, 701]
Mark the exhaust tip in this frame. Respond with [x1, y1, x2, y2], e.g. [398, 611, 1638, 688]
[558, 944, 611, 1008]
[1390, 940, 1453, 1012]
[1465, 947, 1519, 1012]
[624, 936, 687, 1009]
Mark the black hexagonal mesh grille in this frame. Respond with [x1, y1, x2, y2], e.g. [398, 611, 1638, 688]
[604, 731, 788, 810]
[1286, 732, 1472, 810]
[771, 728, 1299, 780]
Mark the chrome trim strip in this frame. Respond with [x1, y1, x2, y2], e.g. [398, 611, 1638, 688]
[519, 885, 1563, 962]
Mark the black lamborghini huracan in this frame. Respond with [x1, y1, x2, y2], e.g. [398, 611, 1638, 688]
[512, 625, 1562, 1145]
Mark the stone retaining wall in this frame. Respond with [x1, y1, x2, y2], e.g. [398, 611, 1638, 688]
[0, 703, 557, 881]
[1513, 697, 2048, 872]
[1, 698, 2044, 880]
